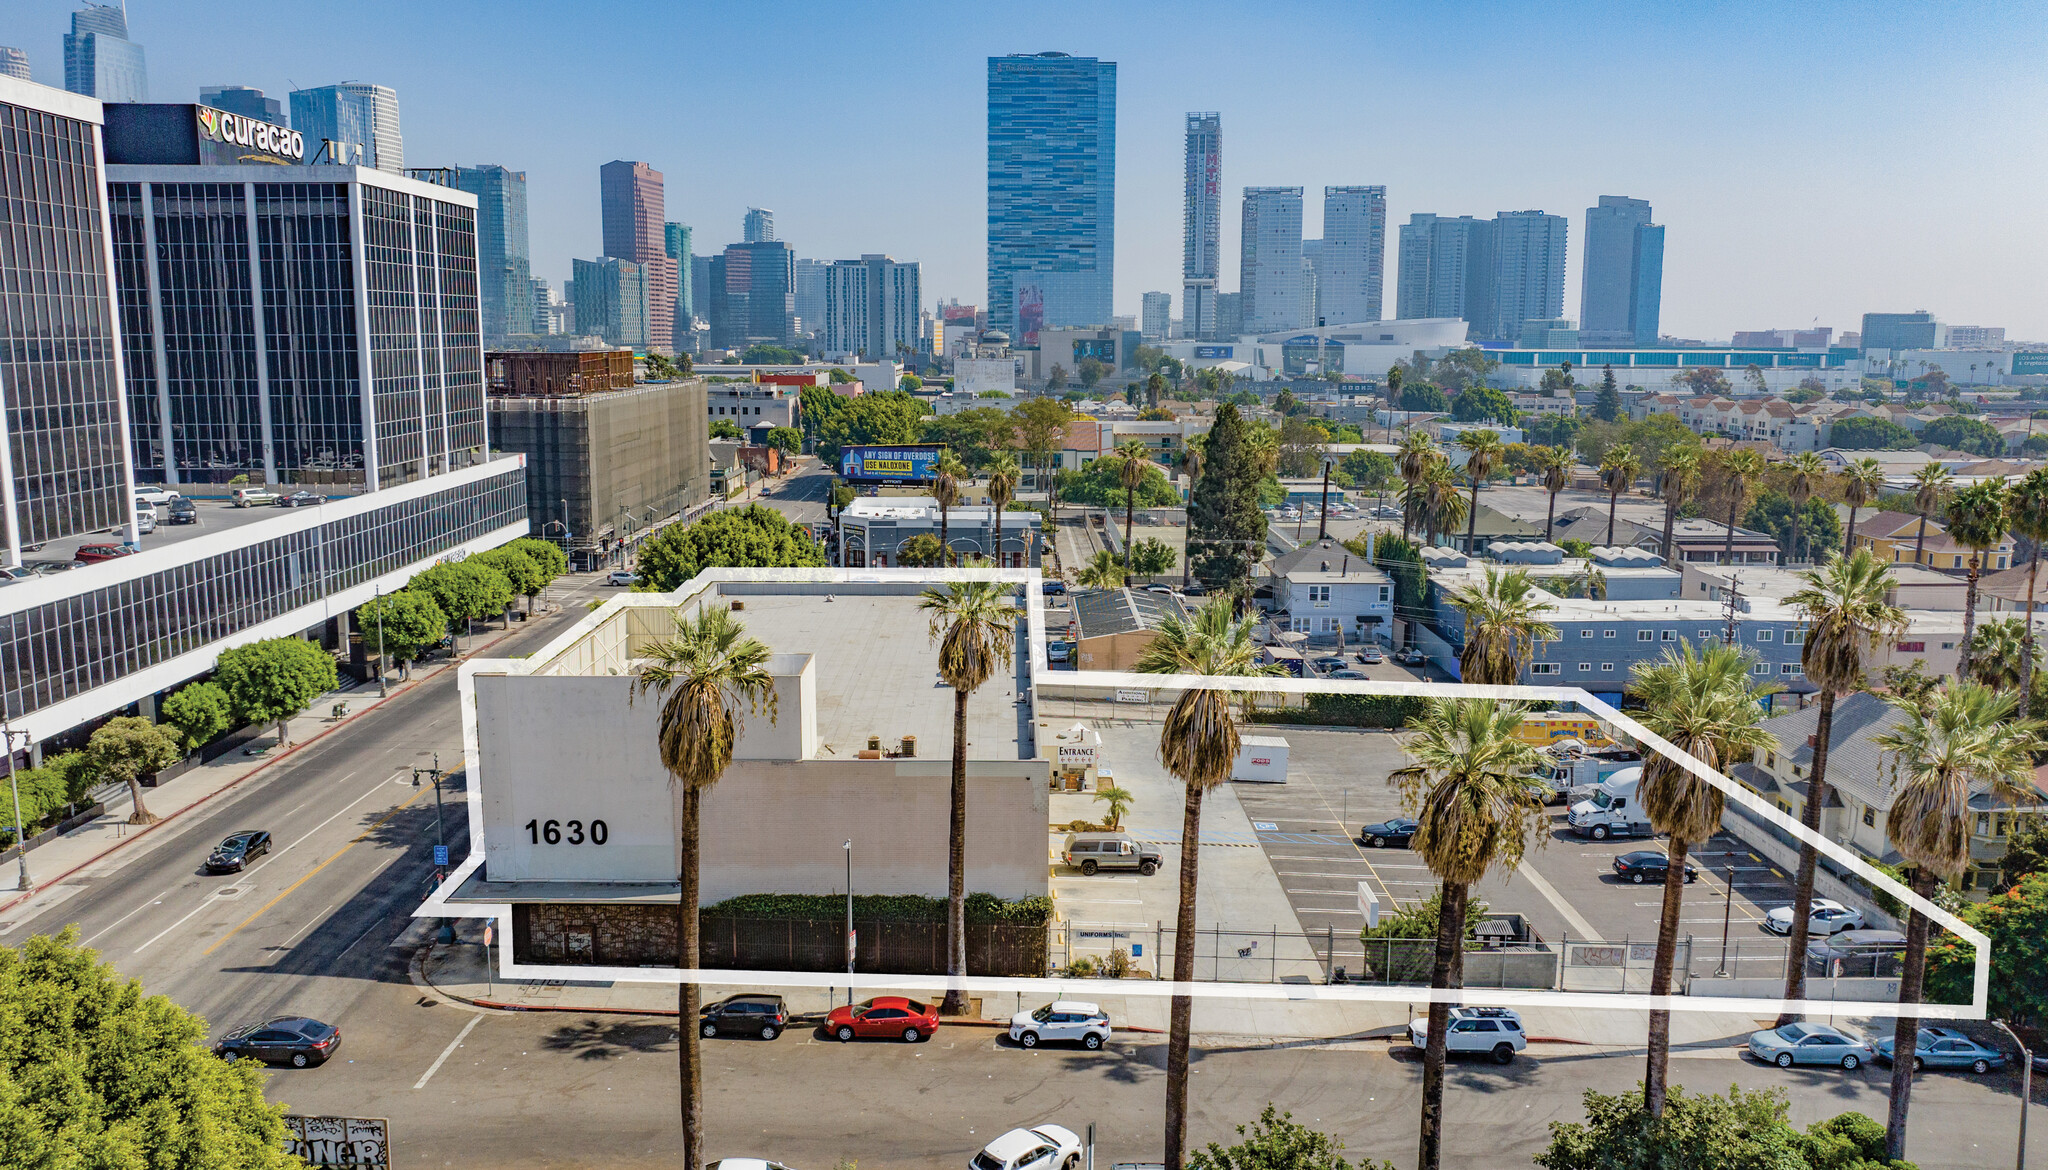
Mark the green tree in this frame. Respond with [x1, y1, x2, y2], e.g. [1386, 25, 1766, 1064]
[1337, 448, 1396, 490]
[411, 559, 514, 645]
[1599, 444, 1643, 546]
[1076, 356, 1109, 388]
[763, 426, 801, 454]
[1537, 1084, 1910, 1170]
[1054, 456, 1180, 509]
[1449, 384, 1516, 424]
[1357, 532, 1428, 650]
[1945, 478, 2010, 679]
[1045, 363, 1068, 392]
[84, 715, 183, 825]
[740, 343, 802, 365]
[1926, 870, 2048, 1021]
[1400, 383, 1449, 413]
[1593, 366, 1623, 422]
[2004, 468, 2048, 694]
[932, 449, 967, 566]
[1434, 347, 1500, 393]
[985, 452, 1021, 568]
[631, 606, 778, 1170]
[1672, 367, 1734, 396]
[1092, 783, 1133, 831]
[1716, 449, 1769, 565]
[920, 581, 1016, 1014]
[160, 681, 232, 754]
[1115, 440, 1155, 581]
[356, 590, 448, 680]
[1658, 447, 1703, 562]
[1964, 616, 2028, 689]
[0, 928, 300, 1168]
[895, 532, 946, 567]
[920, 407, 1014, 470]
[811, 391, 930, 463]
[1783, 451, 1829, 565]
[1838, 456, 1885, 556]
[1128, 537, 1178, 576]
[473, 545, 545, 619]
[635, 504, 826, 592]
[1828, 416, 1918, 450]
[1011, 397, 1077, 497]
[898, 372, 923, 391]
[1446, 566, 1557, 684]
[1455, 428, 1504, 553]
[710, 419, 742, 440]
[1524, 412, 1584, 449]
[1187, 404, 1268, 592]
[1533, 445, 1574, 541]
[1188, 1105, 1396, 1170]
[1745, 491, 1843, 563]
[1919, 415, 2003, 456]
[507, 537, 569, 598]
[212, 637, 339, 751]
[1074, 550, 1125, 589]
[1996, 815, 2048, 885]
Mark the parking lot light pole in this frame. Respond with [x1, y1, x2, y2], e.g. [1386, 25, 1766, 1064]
[1992, 1020, 2030, 1170]
[2, 722, 31, 895]
[844, 840, 854, 1007]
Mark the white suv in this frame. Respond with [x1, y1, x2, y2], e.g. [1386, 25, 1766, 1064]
[1407, 1006, 1527, 1064]
[1009, 1001, 1111, 1050]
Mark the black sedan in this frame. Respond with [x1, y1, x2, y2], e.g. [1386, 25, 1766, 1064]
[699, 993, 789, 1040]
[215, 1016, 340, 1068]
[168, 498, 199, 524]
[1358, 817, 1419, 847]
[205, 830, 271, 873]
[275, 490, 327, 508]
[1612, 850, 1697, 884]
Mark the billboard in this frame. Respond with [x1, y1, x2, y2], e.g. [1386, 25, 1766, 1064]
[839, 444, 941, 483]
[2012, 352, 2048, 377]
[1073, 339, 1116, 363]
[1194, 345, 1233, 360]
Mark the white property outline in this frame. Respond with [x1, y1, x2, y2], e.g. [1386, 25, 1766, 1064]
[415, 566, 1989, 1021]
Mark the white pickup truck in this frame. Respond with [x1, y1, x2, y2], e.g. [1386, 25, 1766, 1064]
[1566, 766, 1654, 839]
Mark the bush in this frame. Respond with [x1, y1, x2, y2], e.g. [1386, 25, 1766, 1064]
[1190, 1105, 1394, 1170]
[1538, 1084, 1916, 1170]
[700, 892, 1053, 925]
[1253, 693, 1428, 728]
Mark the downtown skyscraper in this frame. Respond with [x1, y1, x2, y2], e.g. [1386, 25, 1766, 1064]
[64, 3, 146, 103]
[1182, 112, 1221, 340]
[1484, 211, 1568, 344]
[1580, 196, 1664, 345]
[1240, 187, 1304, 333]
[600, 160, 676, 351]
[290, 83, 403, 171]
[1318, 186, 1387, 324]
[987, 52, 1116, 345]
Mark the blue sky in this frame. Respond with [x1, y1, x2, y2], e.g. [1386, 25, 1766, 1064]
[13, 0, 2047, 340]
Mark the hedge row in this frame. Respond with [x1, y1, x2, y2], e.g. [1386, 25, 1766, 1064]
[1250, 693, 1428, 729]
[703, 892, 1054, 925]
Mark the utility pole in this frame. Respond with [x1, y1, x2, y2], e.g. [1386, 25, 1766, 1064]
[373, 584, 388, 698]
[1316, 457, 1333, 542]
[1722, 572, 1744, 647]
[414, 754, 453, 943]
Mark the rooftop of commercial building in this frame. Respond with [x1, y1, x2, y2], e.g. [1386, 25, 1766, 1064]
[1070, 587, 1186, 638]
[841, 496, 1004, 522]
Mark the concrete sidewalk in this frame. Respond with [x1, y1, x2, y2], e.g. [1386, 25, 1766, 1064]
[414, 930, 1771, 1049]
[0, 609, 561, 919]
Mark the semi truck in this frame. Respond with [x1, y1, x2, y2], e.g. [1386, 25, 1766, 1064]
[1535, 740, 1645, 804]
[1566, 766, 1654, 839]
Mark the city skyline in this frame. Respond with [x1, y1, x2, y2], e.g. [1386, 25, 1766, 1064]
[6, 0, 2044, 340]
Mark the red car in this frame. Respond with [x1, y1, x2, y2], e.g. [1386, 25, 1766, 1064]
[73, 543, 135, 563]
[823, 996, 937, 1043]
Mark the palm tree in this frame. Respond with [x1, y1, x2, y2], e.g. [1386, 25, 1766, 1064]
[1384, 364, 1405, 442]
[920, 580, 1017, 1017]
[1421, 457, 1467, 548]
[1909, 462, 1953, 565]
[1776, 549, 1906, 1020]
[1714, 449, 1768, 566]
[1657, 448, 1703, 564]
[1456, 428, 1504, 555]
[1599, 444, 1642, 546]
[985, 452, 1020, 568]
[1783, 452, 1827, 565]
[1535, 445, 1573, 541]
[932, 449, 967, 567]
[1444, 566, 1558, 685]
[1246, 423, 1279, 478]
[1840, 456, 1885, 556]
[1964, 616, 2028, 689]
[1133, 598, 1276, 1170]
[1092, 783, 1134, 830]
[631, 606, 779, 1170]
[1872, 682, 2045, 1162]
[1397, 431, 1438, 541]
[1627, 642, 1779, 1116]
[1075, 550, 1124, 589]
[2004, 467, 2048, 695]
[1390, 699, 1548, 1170]
[1115, 440, 1152, 583]
[1946, 478, 2009, 680]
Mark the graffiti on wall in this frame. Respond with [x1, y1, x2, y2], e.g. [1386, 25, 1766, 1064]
[283, 1116, 389, 1168]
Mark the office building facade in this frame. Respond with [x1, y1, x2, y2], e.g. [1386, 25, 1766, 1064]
[290, 83, 402, 171]
[664, 221, 693, 330]
[707, 241, 796, 350]
[1318, 186, 1387, 324]
[1141, 291, 1171, 342]
[63, 4, 146, 104]
[1182, 112, 1221, 340]
[987, 52, 1116, 343]
[572, 257, 649, 349]
[1860, 311, 1945, 353]
[1580, 196, 1663, 345]
[792, 257, 827, 343]
[599, 161, 674, 351]
[1479, 211, 1567, 343]
[743, 208, 775, 243]
[822, 255, 921, 360]
[455, 165, 535, 341]
[0, 48, 29, 83]
[199, 86, 282, 123]
[1396, 213, 1489, 322]
[1240, 187, 1304, 333]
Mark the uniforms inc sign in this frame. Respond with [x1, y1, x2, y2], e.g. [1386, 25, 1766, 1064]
[195, 104, 304, 165]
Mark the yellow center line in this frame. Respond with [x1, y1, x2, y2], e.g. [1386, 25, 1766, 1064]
[202, 786, 431, 957]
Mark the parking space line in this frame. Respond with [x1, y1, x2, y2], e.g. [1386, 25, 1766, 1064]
[413, 1012, 483, 1090]
[1510, 860, 1605, 942]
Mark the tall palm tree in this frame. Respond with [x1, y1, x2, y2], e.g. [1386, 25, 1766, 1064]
[1133, 598, 1276, 1170]
[1657, 448, 1702, 564]
[1963, 616, 2028, 689]
[1776, 549, 1906, 1020]
[2004, 467, 2048, 696]
[1397, 431, 1438, 541]
[1715, 449, 1768, 566]
[1627, 642, 1779, 1116]
[1909, 461, 1953, 565]
[1456, 428, 1504, 555]
[932, 449, 967, 567]
[1783, 452, 1827, 565]
[1839, 456, 1886, 556]
[1872, 682, 2045, 1162]
[1115, 440, 1152, 583]
[1599, 444, 1642, 546]
[1444, 566, 1558, 685]
[1390, 699, 1547, 1170]
[985, 451, 1020, 568]
[1535, 445, 1573, 541]
[1946, 478, 2009, 680]
[920, 580, 1017, 1016]
[1421, 457, 1467, 548]
[1245, 423, 1279, 479]
[631, 606, 779, 1170]
[1385, 364, 1405, 443]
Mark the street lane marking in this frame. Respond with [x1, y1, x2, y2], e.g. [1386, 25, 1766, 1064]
[83, 896, 166, 946]
[413, 1012, 483, 1090]
[135, 887, 241, 954]
[1510, 861, 1605, 943]
[202, 786, 429, 957]
[277, 903, 336, 948]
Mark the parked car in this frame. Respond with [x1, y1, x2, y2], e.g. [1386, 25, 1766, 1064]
[134, 501, 157, 534]
[1762, 898, 1865, 937]
[1394, 647, 1426, 665]
[1041, 580, 1068, 596]
[214, 1016, 340, 1068]
[1357, 817, 1419, 847]
[1612, 850, 1697, 884]
[1806, 929, 1907, 977]
[1875, 1026, 2006, 1074]
[707, 1161, 801, 1170]
[230, 486, 279, 507]
[134, 486, 180, 507]
[1326, 669, 1368, 680]
[22, 559, 83, 575]
[1747, 1022, 1874, 1070]
[699, 993, 789, 1040]
[73, 543, 135, 563]
[1408, 1006, 1526, 1064]
[1357, 645, 1384, 664]
[275, 490, 326, 508]
[1061, 832, 1162, 876]
[606, 570, 639, 586]
[969, 1125, 1082, 1170]
[825, 996, 937, 1043]
[1312, 656, 1347, 671]
[1008, 1001, 1111, 1050]
[1144, 584, 1173, 594]
[168, 497, 200, 524]
[0, 565, 33, 580]
[205, 830, 272, 873]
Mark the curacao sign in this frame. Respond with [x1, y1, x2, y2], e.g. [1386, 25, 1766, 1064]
[194, 104, 305, 165]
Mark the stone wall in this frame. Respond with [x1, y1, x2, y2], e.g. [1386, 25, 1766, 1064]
[515, 903, 677, 966]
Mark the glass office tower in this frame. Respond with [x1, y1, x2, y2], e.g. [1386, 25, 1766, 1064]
[1239, 187, 1304, 333]
[455, 165, 535, 340]
[63, 3, 147, 103]
[1580, 196, 1663, 345]
[986, 52, 1115, 344]
[1318, 186, 1388, 325]
[1181, 112, 1221, 340]
[289, 83, 404, 171]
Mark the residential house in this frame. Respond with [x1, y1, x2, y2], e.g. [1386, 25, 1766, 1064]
[1849, 511, 2013, 573]
[1267, 537, 1395, 644]
[1551, 507, 1780, 566]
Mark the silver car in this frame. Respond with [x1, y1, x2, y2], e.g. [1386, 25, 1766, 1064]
[1747, 1022, 1874, 1070]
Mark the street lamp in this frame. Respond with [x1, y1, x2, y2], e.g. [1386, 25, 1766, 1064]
[1992, 1019, 2031, 1170]
[413, 754, 453, 943]
[372, 583, 388, 698]
[844, 839, 854, 1007]
[1, 720, 32, 895]
[1715, 864, 1735, 976]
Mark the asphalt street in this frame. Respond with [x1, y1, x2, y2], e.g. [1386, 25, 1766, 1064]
[751, 457, 833, 527]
